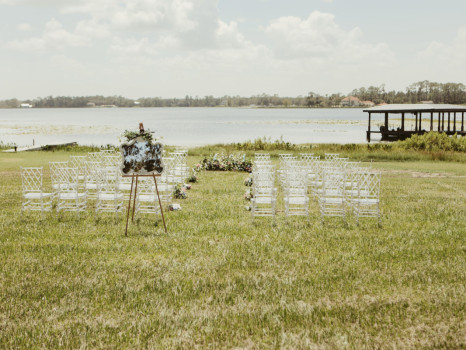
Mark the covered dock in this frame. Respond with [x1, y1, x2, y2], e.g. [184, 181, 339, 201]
[363, 104, 466, 142]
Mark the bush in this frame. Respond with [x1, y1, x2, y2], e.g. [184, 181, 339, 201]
[396, 132, 466, 152]
[202, 153, 252, 172]
[231, 137, 312, 152]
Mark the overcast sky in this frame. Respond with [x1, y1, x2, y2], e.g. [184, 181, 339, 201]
[0, 0, 465, 100]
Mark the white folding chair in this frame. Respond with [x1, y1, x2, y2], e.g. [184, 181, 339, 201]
[20, 167, 53, 213]
[84, 161, 101, 200]
[69, 156, 87, 189]
[55, 167, 87, 215]
[134, 177, 162, 217]
[49, 161, 69, 198]
[319, 168, 346, 224]
[96, 166, 124, 216]
[250, 170, 277, 224]
[352, 171, 381, 226]
[283, 170, 309, 217]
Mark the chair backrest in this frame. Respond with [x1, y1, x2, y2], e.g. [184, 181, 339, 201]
[162, 157, 175, 175]
[100, 149, 118, 155]
[136, 177, 155, 197]
[169, 151, 187, 164]
[322, 168, 345, 194]
[300, 153, 314, 160]
[85, 161, 102, 182]
[69, 156, 87, 176]
[21, 167, 43, 193]
[325, 153, 339, 160]
[253, 170, 275, 191]
[358, 171, 381, 198]
[253, 160, 273, 172]
[102, 154, 121, 169]
[49, 161, 69, 186]
[283, 170, 307, 191]
[99, 167, 120, 193]
[56, 167, 80, 192]
[87, 152, 104, 164]
[255, 153, 270, 161]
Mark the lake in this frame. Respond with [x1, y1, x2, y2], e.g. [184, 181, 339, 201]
[0, 107, 380, 147]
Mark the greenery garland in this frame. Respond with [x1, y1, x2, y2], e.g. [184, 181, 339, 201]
[122, 129, 154, 143]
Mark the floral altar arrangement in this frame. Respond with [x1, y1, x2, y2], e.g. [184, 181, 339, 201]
[244, 188, 253, 201]
[174, 183, 191, 199]
[121, 123, 155, 143]
[188, 163, 202, 183]
[201, 153, 252, 172]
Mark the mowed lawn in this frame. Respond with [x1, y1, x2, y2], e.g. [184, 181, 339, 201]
[0, 151, 465, 348]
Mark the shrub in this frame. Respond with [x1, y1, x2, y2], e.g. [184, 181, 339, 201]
[202, 153, 252, 172]
[396, 132, 466, 152]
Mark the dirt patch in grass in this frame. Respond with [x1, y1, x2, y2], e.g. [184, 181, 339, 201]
[410, 172, 448, 178]
[380, 169, 455, 178]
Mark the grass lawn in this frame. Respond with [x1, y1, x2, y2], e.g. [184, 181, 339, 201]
[0, 150, 465, 348]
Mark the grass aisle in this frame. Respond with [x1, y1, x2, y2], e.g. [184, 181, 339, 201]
[0, 152, 465, 348]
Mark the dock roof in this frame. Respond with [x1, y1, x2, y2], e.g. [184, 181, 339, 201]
[363, 104, 466, 113]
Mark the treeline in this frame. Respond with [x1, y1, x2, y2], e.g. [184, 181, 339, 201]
[0, 94, 310, 108]
[1, 80, 465, 108]
[349, 81, 466, 105]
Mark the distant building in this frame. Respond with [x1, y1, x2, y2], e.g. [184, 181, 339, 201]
[361, 100, 375, 107]
[340, 96, 361, 107]
[86, 102, 96, 107]
[19, 103, 32, 108]
[421, 100, 434, 104]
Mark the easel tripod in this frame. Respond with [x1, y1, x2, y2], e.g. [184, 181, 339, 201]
[124, 173, 167, 236]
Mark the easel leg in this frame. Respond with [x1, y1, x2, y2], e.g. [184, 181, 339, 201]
[125, 174, 135, 236]
[153, 174, 167, 233]
[132, 175, 139, 222]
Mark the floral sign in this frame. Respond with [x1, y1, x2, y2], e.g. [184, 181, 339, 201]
[120, 137, 164, 175]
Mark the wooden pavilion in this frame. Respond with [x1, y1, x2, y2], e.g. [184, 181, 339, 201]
[363, 104, 466, 142]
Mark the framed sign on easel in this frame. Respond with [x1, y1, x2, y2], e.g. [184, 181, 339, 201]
[120, 123, 167, 235]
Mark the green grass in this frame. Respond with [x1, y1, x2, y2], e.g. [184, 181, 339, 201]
[0, 149, 465, 348]
[189, 140, 466, 163]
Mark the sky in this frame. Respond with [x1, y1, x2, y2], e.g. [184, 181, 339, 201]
[0, 0, 465, 100]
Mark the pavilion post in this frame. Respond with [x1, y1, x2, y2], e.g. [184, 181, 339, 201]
[401, 112, 405, 131]
[430, 112, 433, 131]
[419, 112, 422, 132]
[384, 112, 388, 129]
[448, 112, 451, 132]
[462, 112, 464, 132]
[442, 112, 445, 131]
[415, 113, 418, 132]
[367, 112, 371, 142]
[438, 112, 441, 131]
[453, 112, 456, 133]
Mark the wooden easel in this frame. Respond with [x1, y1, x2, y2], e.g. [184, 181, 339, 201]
[124, 173, 167, 236]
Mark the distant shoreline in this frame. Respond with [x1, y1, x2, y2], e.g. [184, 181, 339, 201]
[0, 105, 368, 109]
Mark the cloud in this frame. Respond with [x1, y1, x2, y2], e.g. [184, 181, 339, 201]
[5, 18, 89, 52]
[263, 11, 393, 65]
[16, 23, 32, 32]
[0, 2, 402, 97]
[419, 25, 466, 66]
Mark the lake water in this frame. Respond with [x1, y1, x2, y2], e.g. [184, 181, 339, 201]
[0, 107, 379, 147]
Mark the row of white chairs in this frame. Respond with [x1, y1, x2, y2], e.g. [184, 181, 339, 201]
[250, 154, 277, 223]
[250, 153, 381, 225]
[20, 149, 190, 217]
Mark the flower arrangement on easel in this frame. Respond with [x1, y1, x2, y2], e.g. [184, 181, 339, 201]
[122, 123, 155, 142]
